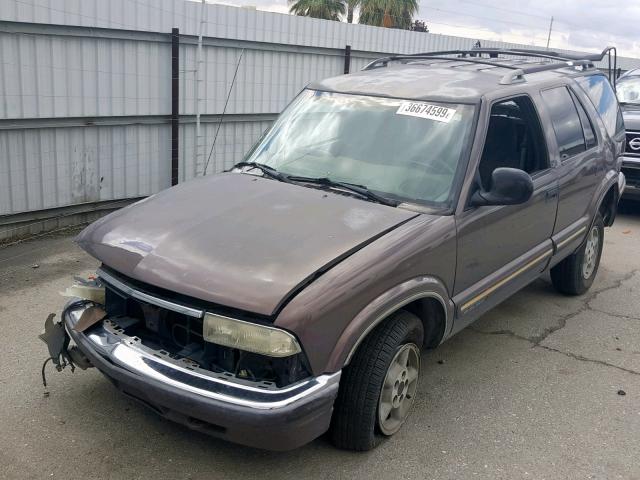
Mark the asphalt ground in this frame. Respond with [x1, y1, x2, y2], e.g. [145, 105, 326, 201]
[1, 202, 639, 480]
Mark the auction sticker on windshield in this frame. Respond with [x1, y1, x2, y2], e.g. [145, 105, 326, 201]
[396, 102, 456, 123]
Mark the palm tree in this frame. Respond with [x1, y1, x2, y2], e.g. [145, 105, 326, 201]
[358, 0, 418, 29]
[289, 0, 346, 20]
[345, 0, 359, 23]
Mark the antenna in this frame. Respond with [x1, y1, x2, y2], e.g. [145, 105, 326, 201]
[202, 48, 245, 176]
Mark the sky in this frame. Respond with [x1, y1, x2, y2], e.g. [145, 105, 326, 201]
[211, 0, 640, 58]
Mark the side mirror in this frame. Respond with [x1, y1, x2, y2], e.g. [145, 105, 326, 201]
[470, 167, 533, 207]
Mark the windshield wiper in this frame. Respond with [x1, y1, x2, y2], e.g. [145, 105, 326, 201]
[286, 176, 399, 207]
[232, 162, 292, 183]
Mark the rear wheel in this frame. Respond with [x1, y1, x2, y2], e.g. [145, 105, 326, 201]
[551, 213, 604, 295]
[330, 310, 423, 451]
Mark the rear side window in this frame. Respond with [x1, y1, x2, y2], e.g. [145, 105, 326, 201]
[576, 74, 624, 137]
[569, 89, 597, 149]
[541, 86, 586, 158]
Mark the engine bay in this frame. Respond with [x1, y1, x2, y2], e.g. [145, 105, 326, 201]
[99, 283, 311, 388]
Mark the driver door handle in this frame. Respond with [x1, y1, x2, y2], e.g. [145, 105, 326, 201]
[545, 186, 559, 202]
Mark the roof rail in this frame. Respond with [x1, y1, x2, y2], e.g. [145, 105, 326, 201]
[399, 47, 616, 62]
[362, 46, 617, 86]
[498, 60, 595, 85]
[363, 55, 524, 72]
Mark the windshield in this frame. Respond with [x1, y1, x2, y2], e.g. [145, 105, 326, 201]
[243, 90, 475, 206]
[617, 76, 640, 104]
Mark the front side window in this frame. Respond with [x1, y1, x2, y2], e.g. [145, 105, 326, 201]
[576, 74, 624, 137]
[541, 86, 586, 159]
[244, 90, 476, 206]
[478, 96, 549, 189]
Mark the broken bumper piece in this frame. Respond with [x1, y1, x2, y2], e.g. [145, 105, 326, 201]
[63, 303, 341, 451]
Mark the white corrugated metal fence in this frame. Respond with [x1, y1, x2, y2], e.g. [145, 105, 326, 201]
[1, 0, 639, 240]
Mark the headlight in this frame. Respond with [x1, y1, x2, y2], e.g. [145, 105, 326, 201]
[60, 284, 105, 304]
[203, 313, 302, 358]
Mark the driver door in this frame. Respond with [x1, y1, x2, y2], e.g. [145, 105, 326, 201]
[451, 94, 558, 333]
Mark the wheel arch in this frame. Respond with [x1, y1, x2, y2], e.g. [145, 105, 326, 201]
[598, 182, 619, 227]
[400, 296, 448, 349]
[592, 171, 623, 228]
[326, 276, 454, 372]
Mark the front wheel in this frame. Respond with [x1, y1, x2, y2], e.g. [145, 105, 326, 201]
[551, 213, 604, 295]
[330, 310, 423, 451]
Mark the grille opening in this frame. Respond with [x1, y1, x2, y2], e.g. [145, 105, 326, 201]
[121, 390, 167, 416]
[185, 416, 226, 434]
[625, 132, 640, 157]
[101, 284, 311, 388]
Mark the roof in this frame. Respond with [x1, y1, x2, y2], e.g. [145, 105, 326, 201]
[309, 48, 617, 103]
[310, 60, 576, 103]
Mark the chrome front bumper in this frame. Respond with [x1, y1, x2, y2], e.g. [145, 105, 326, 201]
[64, 304, 341, 450]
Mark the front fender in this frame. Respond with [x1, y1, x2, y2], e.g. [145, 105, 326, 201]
[274, 214, 457, 376]
[326, 276, 454, 372]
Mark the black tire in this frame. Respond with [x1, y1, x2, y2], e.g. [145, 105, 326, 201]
[551, 212, 605, 295]
[330, 310, 423, 451]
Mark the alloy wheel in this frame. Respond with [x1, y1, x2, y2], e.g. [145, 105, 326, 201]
[582, 225, 600, 279]
[377, 343, 420, 436]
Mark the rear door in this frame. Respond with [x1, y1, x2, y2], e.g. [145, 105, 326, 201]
[539, 85, 603, 256]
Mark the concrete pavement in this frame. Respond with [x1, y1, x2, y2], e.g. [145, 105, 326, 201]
[1, 206, 639, 480]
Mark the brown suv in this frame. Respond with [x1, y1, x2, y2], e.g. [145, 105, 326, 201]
[42, 48, 626, 451]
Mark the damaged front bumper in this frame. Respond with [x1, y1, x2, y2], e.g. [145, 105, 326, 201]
[61, 303, 341, 451]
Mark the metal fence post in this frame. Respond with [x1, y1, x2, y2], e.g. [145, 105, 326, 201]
[171, 28, 180, 186]
[344, 45, 351, 74]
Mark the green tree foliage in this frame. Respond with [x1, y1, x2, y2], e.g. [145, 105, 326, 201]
[358, 0, 418, 29]
[410, 19, 428, 32]
[289, 0, 346, 20]
[288, 0, 419, 29]
[345, 0, 359, 23]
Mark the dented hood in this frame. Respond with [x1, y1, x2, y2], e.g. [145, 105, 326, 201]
[77, 173, 416, 316]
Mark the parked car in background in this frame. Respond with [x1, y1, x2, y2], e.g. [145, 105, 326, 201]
[41, 48, 625, 452]
[617, 69, 640, 200]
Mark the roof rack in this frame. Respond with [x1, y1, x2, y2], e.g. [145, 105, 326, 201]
[363, 46, 618, 86]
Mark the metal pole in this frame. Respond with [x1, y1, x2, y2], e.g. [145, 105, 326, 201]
[545, 16, 553, 50]
[195, 0, 205, 173]
[171, 27, 179, 186]
[344, 45, 351, 74]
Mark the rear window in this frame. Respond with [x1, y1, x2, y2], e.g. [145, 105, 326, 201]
[541, 86, 586, 158]
[576, 74, 624, 137]
[569, 89, 597, 149]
